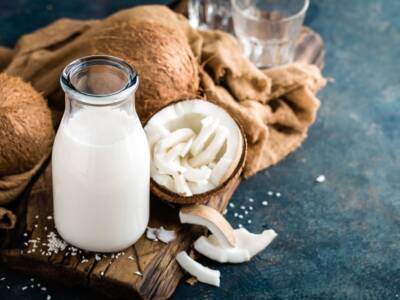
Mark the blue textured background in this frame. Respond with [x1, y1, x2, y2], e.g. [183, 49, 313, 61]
[1, 0, 399, 299]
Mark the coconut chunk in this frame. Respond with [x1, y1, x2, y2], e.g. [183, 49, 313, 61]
[144, 122, 170, 147]
[174, 174, 192, 196]
[190, 126, 228, 168]
[182, 158, 212, 183]
[179, 205, 236, 247]
[188, 182, 216, 194]
[194, 228, 277, 263]
[152, 173, 174, 190]
[180, 138, 193, 157]
[154, 153, 185, 176]
[146, 227, 158, 241]
[175, 251, 220, 287]
[146, 226, 177, 243]
[158, 128, 195, 150]
[166, 143, 186, 161]
[190, 117, 219, 156]
[209, 157, 233, 186]
[157, 226, 177, 244]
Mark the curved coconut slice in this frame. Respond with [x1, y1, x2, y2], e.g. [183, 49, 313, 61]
[166, 143, 186, 161]
[153, 152, 185, 176]
[189, 126, 228, 168]
[144, 122, 170, 147]
[182, 158, 212, 183]
[144, 99, 247, 205]
[209, 157, 233, 186]
[194, 236, 250, 263]
[180, 138, 193, 157]
[158, 128, 195, 150]
[194, 228, 277, 263]
[175, 251, 220, 287]
[179, 205, 236, 247]
[190, 116, 219, 156]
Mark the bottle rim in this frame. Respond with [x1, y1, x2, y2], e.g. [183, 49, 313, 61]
[60, 55, 139, 106]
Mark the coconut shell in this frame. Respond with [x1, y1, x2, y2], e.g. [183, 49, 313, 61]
[0, 73, 54, 178]
[90, 19, 199, 122]
[147, 99, 247, 205]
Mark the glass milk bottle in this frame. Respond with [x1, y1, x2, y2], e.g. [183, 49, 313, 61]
[52, 55, 150, 252]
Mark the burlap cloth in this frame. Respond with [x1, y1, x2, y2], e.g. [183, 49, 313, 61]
[0, 5, 326, 229]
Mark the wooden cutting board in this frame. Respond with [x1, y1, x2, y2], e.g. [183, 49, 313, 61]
[0, 27, 324, 300]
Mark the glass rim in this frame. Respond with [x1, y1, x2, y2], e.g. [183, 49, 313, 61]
[60, 55, 139, 106]
[231, 0, 309, 23]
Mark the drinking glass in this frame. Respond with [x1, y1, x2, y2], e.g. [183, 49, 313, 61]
[188, 0, 232, 31]
[231, 0, 309, 68]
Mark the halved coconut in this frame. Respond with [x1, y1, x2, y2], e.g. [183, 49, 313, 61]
[144, 99, 247, 205]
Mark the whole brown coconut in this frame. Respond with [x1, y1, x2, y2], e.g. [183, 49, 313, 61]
[0, 73, 54, 179]
[91, 20, 199, 121]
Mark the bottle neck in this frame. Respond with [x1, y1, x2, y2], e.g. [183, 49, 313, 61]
[60, 55, 139, 108]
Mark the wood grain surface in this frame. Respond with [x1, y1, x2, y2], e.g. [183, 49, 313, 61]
[0, 26, 324, 300]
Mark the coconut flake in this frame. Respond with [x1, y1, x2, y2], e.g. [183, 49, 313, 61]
[146, 227, 158, 241]
[175, 251, 220, 287]
[144, 122, 170, 147]
[153, 152, 185, 176]
[190, 126, 228, 168]
[190, 117, 219, 156]
[174, 174, 192, 196]
[157, 226, 177, 244]
[180, 138, 193, 157]
[146, 226, 177, 244]
[182, 160, 212, 183]
[152, 173, 174, 190]
[210, 157, 233, 185]
[158, 128, 195, 150]
[316, 175, 326, 183]
[166, 143, 186, 161]
[188, 181, 216, 194]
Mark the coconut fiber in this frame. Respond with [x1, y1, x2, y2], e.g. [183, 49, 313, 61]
[0, 5, 326, 229]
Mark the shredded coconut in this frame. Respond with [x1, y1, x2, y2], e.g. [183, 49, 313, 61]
[316, 175, 326, 183]
[46, 232, 67, 254]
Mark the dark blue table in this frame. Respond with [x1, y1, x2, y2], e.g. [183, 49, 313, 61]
[1, 0, 399, 299]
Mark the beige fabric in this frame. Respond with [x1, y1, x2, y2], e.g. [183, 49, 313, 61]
[0, 5, 326, 228]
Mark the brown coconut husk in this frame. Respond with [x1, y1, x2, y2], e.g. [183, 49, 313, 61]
[145, 99, 247, 205]
[0, 47, 13, 72]
[0, 73, 54, 227]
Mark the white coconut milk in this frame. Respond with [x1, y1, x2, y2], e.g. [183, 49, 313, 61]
[52, 108, 150, 252]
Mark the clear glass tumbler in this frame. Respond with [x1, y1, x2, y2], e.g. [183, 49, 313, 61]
[188, 0, 232, 31]
[231, 0, 309, 68]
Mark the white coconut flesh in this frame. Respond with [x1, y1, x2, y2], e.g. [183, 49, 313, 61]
[179, 205, 236, 247]
[175, 251, 220, 287]
[194, 228, 277, 264]
[144, 99, 243, 197]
